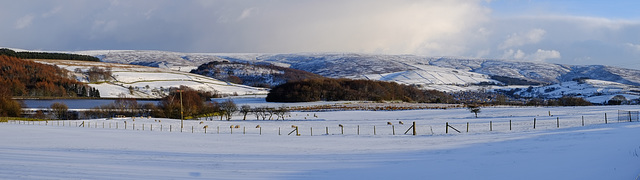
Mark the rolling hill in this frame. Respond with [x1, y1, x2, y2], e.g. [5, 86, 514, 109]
[7, 48, 640, 103]
[189, 61, 324, 88]
[33, 59, 268, 99]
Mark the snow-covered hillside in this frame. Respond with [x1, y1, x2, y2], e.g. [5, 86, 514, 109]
[9, 48, 638, 87]
[70, 50, 640, 86]
[33, 59, 268, 98]
[10, 48, 640, 103]
[190, 61, 324, 88]
[505, 79, 640, 104]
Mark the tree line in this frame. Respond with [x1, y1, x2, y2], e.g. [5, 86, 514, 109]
[55, 86, 290, 120]
[524, 96, 592, 106]
[0, 48, 100, 62]
[266, 78, 456, 103]
[0, 55, 99, 98]
[75, 66, 113, 83]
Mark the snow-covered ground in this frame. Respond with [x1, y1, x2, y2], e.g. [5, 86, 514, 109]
[1, 105, 639, 179]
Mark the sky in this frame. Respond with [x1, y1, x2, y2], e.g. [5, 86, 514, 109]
[1, 0, 640, 69]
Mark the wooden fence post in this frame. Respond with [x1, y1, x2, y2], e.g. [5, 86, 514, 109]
[278, 127, 281, 135]
[310, 127, 313, 136]
[446, 123, 461, 133]
[412, 122, 417, 136]
[374, 126, 376, 135]
[325, 127, 328, 135]
[490, 121, 493, 131]
[533, 118, 536, 129]
[509, 120, 512, 131]
[357, 125, 360, 135]
[170, 125, 172, 132]
[582, 116, 584, 126]
[392, 125, 395, 135]
[605, 113, 608, 124]
[192, 126, 194, 133]
[446, 122, 449, 134]
[556, 117, 559, 128]
[466, 122, 469, 133]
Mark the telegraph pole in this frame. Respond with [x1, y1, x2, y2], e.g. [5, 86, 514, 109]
[177, 89, 184, 132]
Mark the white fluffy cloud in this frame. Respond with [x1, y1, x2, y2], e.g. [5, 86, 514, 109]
[529, 49, 561, 62]
[498, 28, 546, 49]
[502, 49, 560, 62]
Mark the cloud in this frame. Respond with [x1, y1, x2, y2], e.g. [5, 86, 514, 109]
[467, 14, 640, 68]
[1, 1, 640, 69]
[198, 0, 491, 55]
[502, 49, 560, 62]
[41, 6, 62, 18]
[626, 43, 640, 52]
[528, 49, 561, 61]
[238, 8, 257, 21]
[15, 14, 35, 29]
[502, 49, 525, 59]
[498, 28, 546, 49]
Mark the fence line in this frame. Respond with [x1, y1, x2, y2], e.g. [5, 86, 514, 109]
[1, 113, 637, 136]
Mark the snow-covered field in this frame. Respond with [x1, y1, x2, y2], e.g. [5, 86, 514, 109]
[1, 105, 639, 179]
[32, 59, 268, 98]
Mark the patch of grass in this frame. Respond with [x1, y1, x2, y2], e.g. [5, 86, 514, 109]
[0, 117, 48, 122]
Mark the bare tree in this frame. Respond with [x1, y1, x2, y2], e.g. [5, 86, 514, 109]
[220, 99, 237, 120]
[467, 104, 481, 118]
[273, 105, 289, 120]
[50, 102, 68, 120]
[252, 107, 262, 120]
[115, 93, 138, 114]
[253, 106, 272, 120]
[240, 105, 251, 120]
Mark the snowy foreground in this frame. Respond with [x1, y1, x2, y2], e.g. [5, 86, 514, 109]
[1, 106, 640, 179]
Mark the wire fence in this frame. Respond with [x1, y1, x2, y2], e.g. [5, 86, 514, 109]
[0, 111, 638, 136]
[1, 112, 637, 136]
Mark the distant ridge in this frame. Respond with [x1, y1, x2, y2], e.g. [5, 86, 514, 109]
[7, 48, 640, 103]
